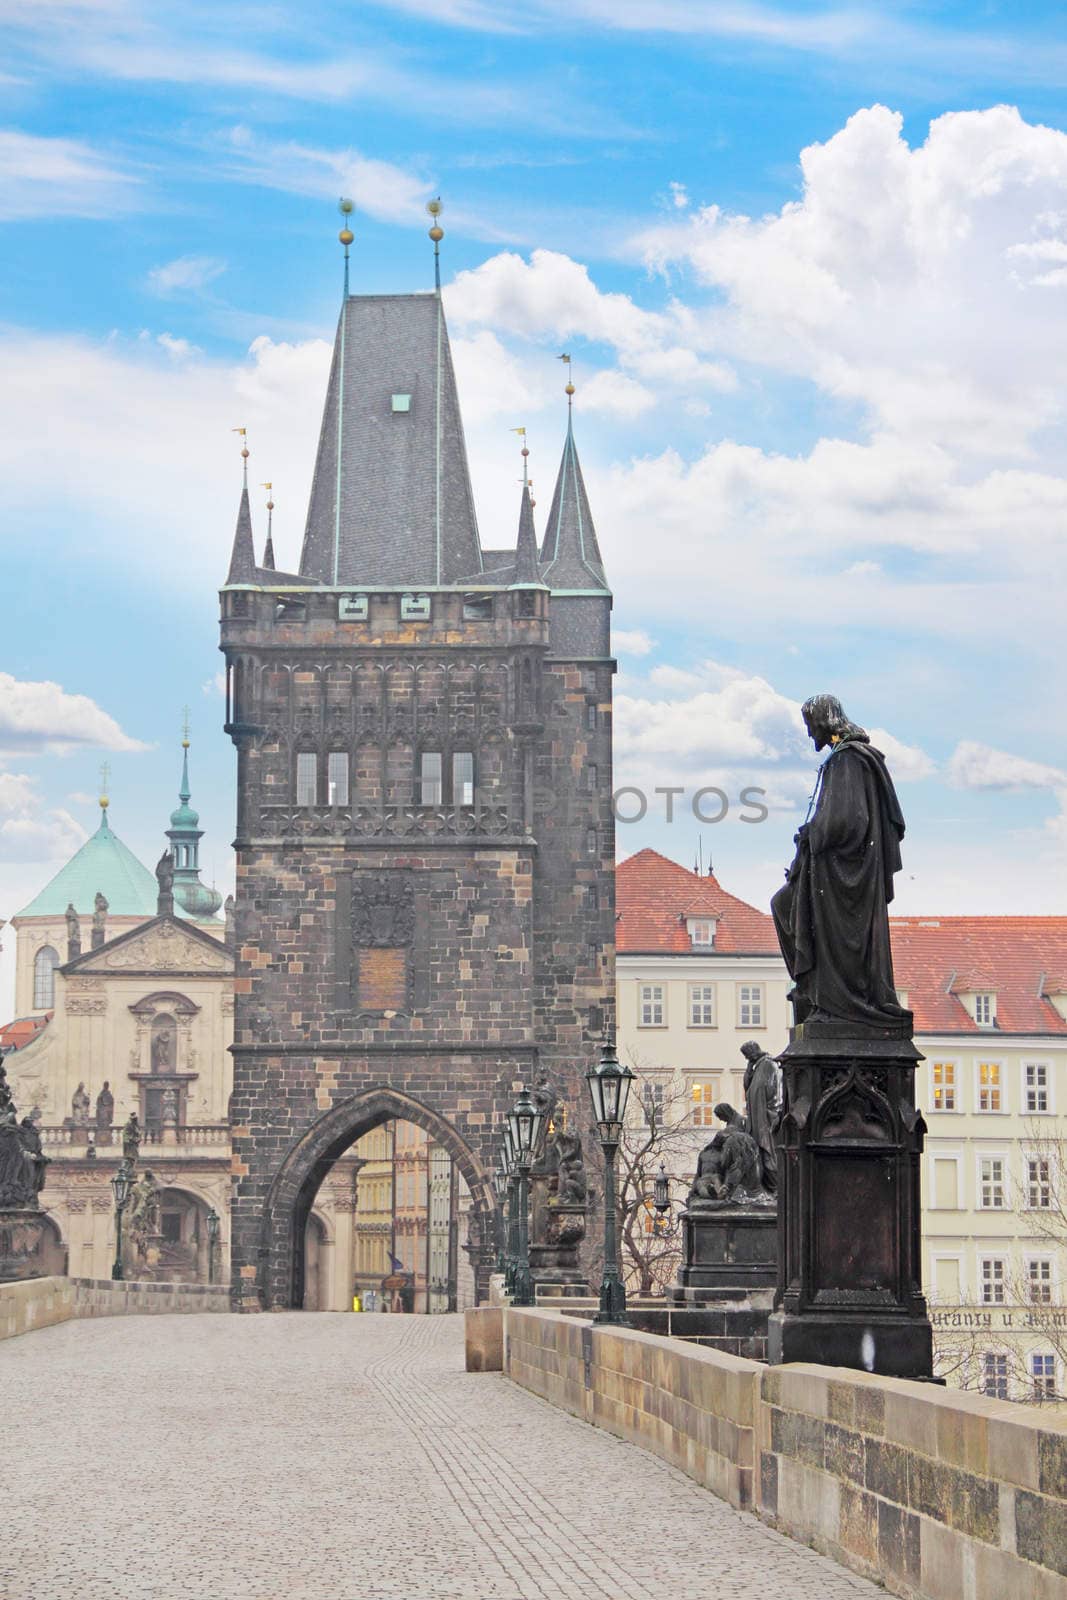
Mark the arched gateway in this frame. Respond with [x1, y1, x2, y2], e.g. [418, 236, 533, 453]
[220, 247, 615, 1314]
[263, 1088, 494, 1310]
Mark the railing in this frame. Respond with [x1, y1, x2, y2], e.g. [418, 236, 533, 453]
[40, 1124, 230, 1150]
[253, 802, 516, 839]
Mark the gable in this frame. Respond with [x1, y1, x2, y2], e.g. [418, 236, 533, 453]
[67, 917, 233, 977]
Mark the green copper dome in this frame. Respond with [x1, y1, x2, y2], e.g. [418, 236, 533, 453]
[15, 807, 158, 919]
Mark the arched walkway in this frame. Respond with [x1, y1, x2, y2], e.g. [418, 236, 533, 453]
[260, 1086, 496, 1309]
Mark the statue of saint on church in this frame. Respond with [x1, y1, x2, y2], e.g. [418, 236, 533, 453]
[122, 1112, 141, 1166]
[65, 903, 81, 960]
[95, 1082, 114, 1132]
[151, 1028, 173, 1072]
[71, 1082, 91, 1127]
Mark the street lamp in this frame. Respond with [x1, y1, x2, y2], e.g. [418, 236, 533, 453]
[653, 1162, 671, 1216]
[585, 1037, 635, 1326]
[110, 1159, 133, 1281]
[491, 1164, 508, 1278]
[507, 1085, 544, 1307]
[206, 1207, 220, 1284]
[500, 1130, 519, 1295]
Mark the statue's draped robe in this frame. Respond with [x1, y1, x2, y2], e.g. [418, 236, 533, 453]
[771, 737, 909, 1029]
[743, 1054, 779, 1191]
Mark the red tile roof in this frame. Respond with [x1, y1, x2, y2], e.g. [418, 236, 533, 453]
[617, 849, 779, 955]
[0, 1014, 51, 1052]
[890, 918, 1067, 1036]
[617, 851, 1067, 1036]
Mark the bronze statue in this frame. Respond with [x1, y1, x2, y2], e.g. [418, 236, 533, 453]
[127, 1170, 160, 1255]
[553, 1128, 587, 1205]
[19, 1117, 47, 1195]
[771, 695, 911, 1031]
[95, 1082, 114, 1131]
[121, 1112, 141, 1165]
[688, 1103, 765, 1206]
[741, 1041, 779, 1195]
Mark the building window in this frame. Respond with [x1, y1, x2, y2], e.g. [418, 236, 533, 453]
[639, 985, 665, 1027]
[327, 751, 349, 807]
[690, 1079, 720, 1127]
[978, 1062, 1002, 1113]
[1025, 1063, 1050, 1113]
[642, 1081, 665, 1126]
[1028, 1158, 1052, 1209]
[689, 984, 716, 1027]
[974, 992, 996, 1027]
[419, 752, 443, 805]
[979, 1157, 1006, 1209]
[1027, 1259, 1054, 1304]
[687, 919, 715, 948]
[933, 1158, 960, 1210]
[33, 945, 59, 1009]
[452, 751, 475, 807]
[585, 828, 597, 856]
[296, 752, 318, 807]
[462, 594, 493, 620]
[586, 764, 598, 793]
[586, 703, 597, 731]
[1031, 1353, 1057, 1398]
[982, 1352, 1009, 1400]
[980, 1257, 1006, 1305]
[932, 1061, 956, 1112]
[738, 984, 763, 1028]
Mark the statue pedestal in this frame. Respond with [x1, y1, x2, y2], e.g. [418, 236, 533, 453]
[768, 1022, 934, 1380]
[529, 1203, 588, 1297]
[671, 1201, 777, 1298]
[0, 1207, 46, 1282]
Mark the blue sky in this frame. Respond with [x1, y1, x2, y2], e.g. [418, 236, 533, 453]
[3, 0, 1067, 1012]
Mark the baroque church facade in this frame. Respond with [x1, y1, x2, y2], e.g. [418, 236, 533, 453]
[220, 246, 616, 1308]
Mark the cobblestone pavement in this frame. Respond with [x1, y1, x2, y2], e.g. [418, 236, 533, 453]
[0, 1313, 883, 1600]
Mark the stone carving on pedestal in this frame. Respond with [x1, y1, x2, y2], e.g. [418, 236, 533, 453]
[528, 1087, 588, 1296]
[767, 694, 933, 1380]
[0, 1061, 48, 1280]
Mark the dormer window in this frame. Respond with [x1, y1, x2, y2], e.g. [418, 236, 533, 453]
[687, 917, 715, 949]
[974, 993, 996, 1028]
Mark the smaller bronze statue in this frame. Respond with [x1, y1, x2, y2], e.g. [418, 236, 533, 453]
[65, 903, 81, 961]
[121, 1111, 141, 1166]
[71, 1082, 91, 1127]
[741, 1041, 779, 1195]
[127, 1170, 161, 1258]
[95, 1081, 114, 1132]
[553, 1128, 587, 1205]
[19, 1117, 48, 1195]
[688, 1103, 766, 1206]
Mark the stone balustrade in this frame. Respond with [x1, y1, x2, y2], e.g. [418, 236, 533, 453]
[40, 1124, 231, 1151]
[0, 1275, 229, 1341]
[471, 1305, 1067, 1600]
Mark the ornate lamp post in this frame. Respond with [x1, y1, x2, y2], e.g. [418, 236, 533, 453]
[206, 1207, 220, 1284]
[585, 1038, 634, 1326]
[501, 1125, 519, 1296]
[653, 1161, 671, 1219]
[110, 1159, 133, 1281]
[491, 1164, 508, 1278]
[507, 1086, 544, 1308]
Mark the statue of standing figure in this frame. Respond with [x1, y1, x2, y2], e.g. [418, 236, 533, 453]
[553, 1128, 587, 1205]
[121, 1112, 141, 1166]
[741, 1041, 779, 1195]
[65, 903, 81, 960]
[127, 1170, 161, 1258]
[95, 1082, 114, 1133]
[71, 1082, 91, 1127]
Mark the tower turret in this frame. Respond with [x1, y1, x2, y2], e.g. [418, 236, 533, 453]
[166, 719, 222, 921]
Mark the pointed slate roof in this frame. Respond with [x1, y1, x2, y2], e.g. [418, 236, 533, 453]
[510, 485, 546, 587]
[298, 293, 483, 586]
[226, 484, 256, 583]
[540, 413, 608, 591]
[14, 807, 158, 919]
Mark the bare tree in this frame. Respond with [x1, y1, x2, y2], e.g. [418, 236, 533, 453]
[614, 1056, 701, 1297]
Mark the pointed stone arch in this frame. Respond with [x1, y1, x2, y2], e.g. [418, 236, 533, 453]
[260, 1085, 496, 1310]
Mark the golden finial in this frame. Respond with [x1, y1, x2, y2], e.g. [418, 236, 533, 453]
[559, 352, 575, 398]
[232, 426, 249, 485]
[181, 706, 191, 751]
[427, 197, 444, 290]
[261, 481, 274, 511]
[510, 426, 531, 489]
[338, 198, 354, 296]
[99, 760, 110, 812]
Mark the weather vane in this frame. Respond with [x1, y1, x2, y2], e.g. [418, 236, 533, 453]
[510, 425, 533, 503]
[231, 427, 249, 485]
[99, 760, 111, 812]
[338, 198, 354, 295]
[559, 352, 575, 405]
[427, 197, 444, 291]
[181, 706, 191, 750]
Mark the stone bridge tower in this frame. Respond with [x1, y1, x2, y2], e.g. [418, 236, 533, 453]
[219, 237, 615, 1309]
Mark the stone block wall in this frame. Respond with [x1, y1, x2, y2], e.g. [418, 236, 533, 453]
[498, 1307, 1067, 1600]
[0, 1275, 230, 1341]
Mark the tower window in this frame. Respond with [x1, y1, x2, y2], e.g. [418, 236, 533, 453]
[327, 752, 349, 808]
[462, 595, 493, 621]
[420, 752, 443, 805]
[391, 393, 412, 413]
[296, 752, 318, 807]
[452, 752, 474, 806]
[33, 945, 60, 1009]
[586, 703, 597, 731]
[585, 828, 597, 856]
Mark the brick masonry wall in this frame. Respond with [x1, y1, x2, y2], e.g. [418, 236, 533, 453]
[498, 1307, 1067, 1600]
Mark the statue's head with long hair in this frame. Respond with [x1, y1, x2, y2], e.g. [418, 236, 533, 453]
[801, 694, 868, 752]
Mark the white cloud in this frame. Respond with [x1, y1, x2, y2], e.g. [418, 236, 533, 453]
[634, 105, 1067, 456]
[0, 128, 140, 220]
[0, 674, 147, 756]
[220, 129, 434, 225]
[201, 672, 226, 698]
[613, 628, 656, 656]
[668, 181, 689, 210]
[0, 771, 87, 863]
[147, 255, 226, 296]
[947, 740, 1067, 792]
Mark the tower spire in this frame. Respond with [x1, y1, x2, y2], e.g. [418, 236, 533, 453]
[167, 717, 222, 921]
[540, 366, 608, 590]
[427, 197, 444, 293]
[509, 427, 545, 588]
[261, 483, 276, 570]
[225, 429, 256, 583]
[338, 198, 354, 297]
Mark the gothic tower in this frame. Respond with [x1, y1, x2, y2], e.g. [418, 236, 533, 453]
[219, 222, 614, 1309]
